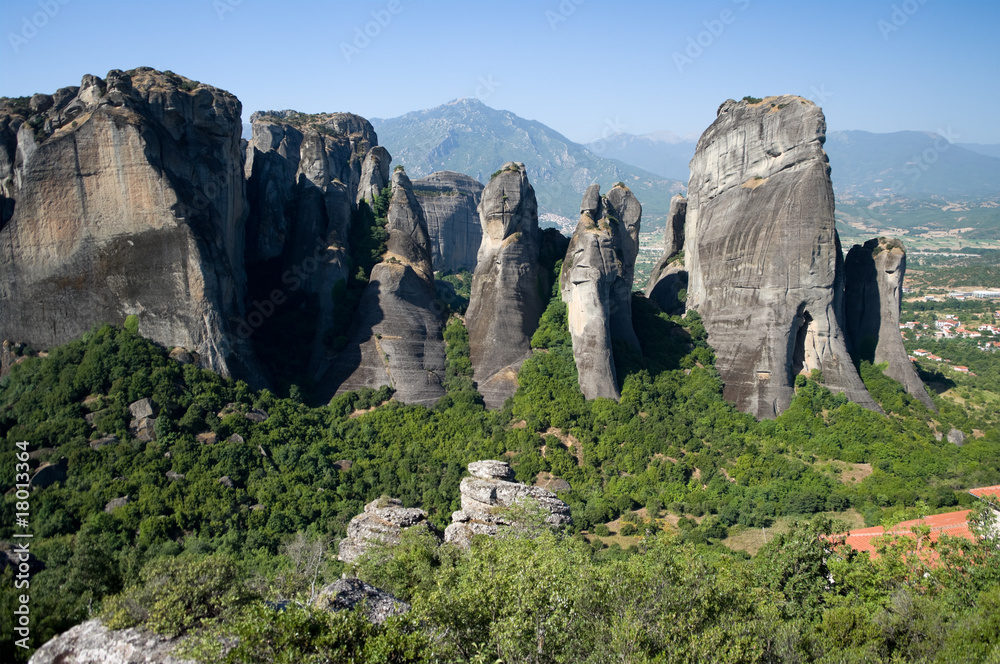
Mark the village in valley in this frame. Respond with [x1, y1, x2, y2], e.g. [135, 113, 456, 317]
[899, 287, 1000, 378]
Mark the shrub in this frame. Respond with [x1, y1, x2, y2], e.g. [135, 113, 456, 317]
[103, 555, 257, 635]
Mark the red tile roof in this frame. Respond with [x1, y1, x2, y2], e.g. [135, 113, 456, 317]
[970, 485, 1000, 501]
[838, 510, 974, 555]
[834, 486, 1000, 559]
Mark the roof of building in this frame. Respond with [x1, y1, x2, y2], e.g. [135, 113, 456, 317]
[835, 485, 999, 558]
[970, 485, 1000, 501]
[838, 510, 974, 555]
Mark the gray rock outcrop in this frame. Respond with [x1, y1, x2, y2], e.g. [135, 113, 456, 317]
[645, 194, 688, 315]
[129, 398, 157, 441]
[844, 237, 936, 410]
[313, 578, 410, 624]
[128, 398, 154, 420]
[104, 496, 130, 512]
[466, 163, 543, 408]
[444, 460, 572, 548]
[324, 169, 446, 406]
[684, 96, 879, 418]
[0, 68, 260, 382]
[244, 110, 389, 375]
[28, 618, 193, 664]
[338, 496, 437, 563]
[357, 145, 392, 206]
[559, 183, 642, 400]
[412, 171, 484, 273]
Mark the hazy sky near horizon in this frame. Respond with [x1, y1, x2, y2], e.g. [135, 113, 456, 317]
[1, 0, 998, 144]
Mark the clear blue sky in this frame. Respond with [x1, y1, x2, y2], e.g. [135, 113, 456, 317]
[2, 0, 998, 144]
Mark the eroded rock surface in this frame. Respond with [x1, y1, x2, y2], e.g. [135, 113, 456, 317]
[560, 183, 642, 400]
[313, 578, 410, 624]
[444, 460, 572, 548]
[357, 145, 392, 207]
[466, 163, 543, 408]
[0, 68, 259, 382]
[338, 496, 437, 563]
[844, 237, 935, 410]
[28, 618, 193, 664]
[244, 110, 388, 375]
[646, 194, 688, 315]
[324, 170, 446, 406]
[412, 171, 484, 273]
[685, 96, 878, 418]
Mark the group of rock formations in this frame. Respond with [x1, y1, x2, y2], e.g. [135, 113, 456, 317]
[30, 460, 569, 661]
[1, 70, 932, 417]
[243, 109, 386, 378]
[321, 168, 447, 406]
[337, 460, 572, 559]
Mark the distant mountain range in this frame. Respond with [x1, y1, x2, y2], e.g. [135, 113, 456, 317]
[824, 131, 1000, 199]
[590, 130, 1000, 201]
[370, 99, 685, 229]
[345, 99, 998, 231]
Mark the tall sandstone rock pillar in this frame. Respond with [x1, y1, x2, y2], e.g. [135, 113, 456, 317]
[844, 237, 936, 410]
[467, 163, 542, 409]
[685, 96, 879, 418]
[0, 68, 260, 382]
[243, 110, 390, 377]
[324, 169, 446, 406]
[560, 183, 642, 401]
[645, 193, 688, 316]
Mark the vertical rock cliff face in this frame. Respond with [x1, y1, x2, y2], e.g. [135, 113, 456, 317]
[466, 163, 542, 409]
[243, 111, 388, 375]
[412, 171, 484, 273]
[685, 96, 878, 418]
[323, 170, 446, 406]
[357, 145, 392, 207]
[560, 183, 642, 400]
[0, 68, 258, 380]
[844, 238, 935, 410]
[645, 194, 688, 315]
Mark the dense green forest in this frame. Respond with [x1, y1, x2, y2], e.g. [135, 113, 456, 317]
[2, 279, 999, 660]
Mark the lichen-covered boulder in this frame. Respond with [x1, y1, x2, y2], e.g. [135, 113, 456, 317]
[313, 578, 409, 624]
[338, 497, 438, 563]
[28, 619, 193, 664]
[444, 461, 572, 548]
